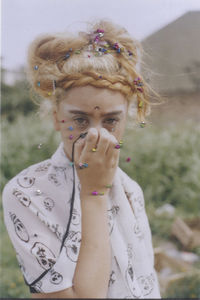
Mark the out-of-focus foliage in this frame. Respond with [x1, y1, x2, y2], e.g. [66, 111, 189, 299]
[1, 69, 37, 122]
[120, 121, 200, 214]
[164, 271, 200, 298]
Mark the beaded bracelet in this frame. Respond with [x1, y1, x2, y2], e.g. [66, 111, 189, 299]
[92, 184, 112, 196]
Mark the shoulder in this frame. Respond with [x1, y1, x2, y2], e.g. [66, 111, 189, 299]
[117, 167, 144, 196]
[2, 158, 52, 207]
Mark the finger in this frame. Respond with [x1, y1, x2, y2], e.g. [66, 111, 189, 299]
[106, 135, 120, 161]
[81, 128, 99, 157]
[97, 128, 111, 154]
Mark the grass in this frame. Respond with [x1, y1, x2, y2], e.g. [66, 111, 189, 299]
[1, 113, 200, 298]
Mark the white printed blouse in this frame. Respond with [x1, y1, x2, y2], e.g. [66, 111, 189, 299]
[2, 142, 161, 298]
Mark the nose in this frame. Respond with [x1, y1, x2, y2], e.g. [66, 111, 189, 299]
[89, 120, 103, 132]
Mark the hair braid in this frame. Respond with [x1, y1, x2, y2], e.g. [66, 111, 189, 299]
[27, 19, 157, 122]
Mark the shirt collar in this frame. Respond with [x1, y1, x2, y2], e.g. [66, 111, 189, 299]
[51, 142, 72, 168]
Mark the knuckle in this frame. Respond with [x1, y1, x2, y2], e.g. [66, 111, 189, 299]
[87, 128, 98, 141]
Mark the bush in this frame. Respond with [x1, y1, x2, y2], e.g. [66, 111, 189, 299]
[120, 121, 200, 214]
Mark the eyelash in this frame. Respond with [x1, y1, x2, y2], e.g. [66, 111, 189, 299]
[73, 117, 119, 129]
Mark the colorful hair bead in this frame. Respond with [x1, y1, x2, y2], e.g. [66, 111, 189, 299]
[34, 65, 38, 70]
[69, 162, 74, 166]
[61, 120, 65, 123]
[48, 92, 52, 96]
[92, 148, 97, 152]
[137, 87, 143, 93]
[37, 81, 40, 87]
[115, 144, 121, 149]
[68, 126, 74, 131]
[69, 135, 74, 140]
[97, 29, 105, 33]
[64, 53, 70, 60]
[113, 43, 119, 49]
[92, 191, 98, 195]
[126, 157, 131, 162]
[138, 101, 143, 108]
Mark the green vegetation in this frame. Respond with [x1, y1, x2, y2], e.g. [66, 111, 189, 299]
[1, 76, 200, 298]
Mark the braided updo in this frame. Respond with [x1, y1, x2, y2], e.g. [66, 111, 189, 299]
[27, 20, 152, 122]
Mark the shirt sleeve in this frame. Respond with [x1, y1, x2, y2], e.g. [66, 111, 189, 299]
[130, 182, 155, 267]
[2, 179, 77, 294]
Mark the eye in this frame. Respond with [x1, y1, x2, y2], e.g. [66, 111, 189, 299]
[103, 118, 119, 126]
[73, 117, 89, 129]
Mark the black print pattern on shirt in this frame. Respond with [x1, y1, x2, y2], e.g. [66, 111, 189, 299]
[9, 212, 29, 242]
[134, 195, 144, 216]
[31, 242, 56, 270]
[17, 176, 35, 188]
[108, 270, 116, 287]
[107, 205, 120, 235]
[133, 220, 143, 239]
[49, 268, 63, 285]
[13, 188, 31, 207]
[43, 197, 55, 211]
[48, 173, 61, 186]
[35, 162, 51, 173]
[53, 166, 68, 183]
[125, 244, 142, 298]
[71, 209, 80, 226]
[65, 231, 81, 262]
[31, 280, 44, 293]
[137, 273, 155, 296]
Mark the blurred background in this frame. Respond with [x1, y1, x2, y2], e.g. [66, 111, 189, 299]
[1, 0, 200, 298]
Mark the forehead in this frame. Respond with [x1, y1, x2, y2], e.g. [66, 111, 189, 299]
[59, 86, 128, 112]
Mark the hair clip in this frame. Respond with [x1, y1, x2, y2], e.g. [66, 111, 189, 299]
[134, 77, 144, 93]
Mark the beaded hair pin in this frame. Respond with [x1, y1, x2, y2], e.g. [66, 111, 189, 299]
[61, 29, 134, 60]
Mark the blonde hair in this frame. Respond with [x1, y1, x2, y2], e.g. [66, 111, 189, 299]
[27, 20, 154, 122]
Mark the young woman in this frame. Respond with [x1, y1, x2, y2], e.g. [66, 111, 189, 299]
[2, 20, 161, 298]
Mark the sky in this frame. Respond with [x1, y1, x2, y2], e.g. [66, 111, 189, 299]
[2, 0, 200, 70]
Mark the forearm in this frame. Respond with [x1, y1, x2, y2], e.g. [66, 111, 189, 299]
[72, 193, 111, 298]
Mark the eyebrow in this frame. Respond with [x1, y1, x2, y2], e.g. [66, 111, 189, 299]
[68, 110, 123, 116]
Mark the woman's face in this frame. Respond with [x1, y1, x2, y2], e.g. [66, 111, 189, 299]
[53, 85, 128, 161]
